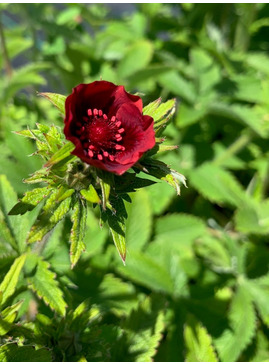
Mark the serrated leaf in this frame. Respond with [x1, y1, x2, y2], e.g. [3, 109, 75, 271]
[123, 295, 165, 361]
[214, 284, 256, 362]
[39, 92, 66, 115]
[27, 188, 74, 244]
[80, 185, 101, 204]
[44, 141, 75, 167]
[9, 187, 52, 216]
[184, 315, 218, 362]
[245, 275, 269, 327]
[70, 200, 87, 268]
[189, 162, 246, 206]
[0, 343, 52, 362]
[28, 254, 67, 316]
[0, 254, 26, 306]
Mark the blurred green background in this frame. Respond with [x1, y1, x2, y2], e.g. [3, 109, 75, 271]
[1, 3, 269, 362]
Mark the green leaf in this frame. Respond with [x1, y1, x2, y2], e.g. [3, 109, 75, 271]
[117, 250, 174, 294]
[158, 70, 196, 104]
[125, 189, 152, 251]
[103, 198, 126, 264]
[189, 162, 246, 206]
[28, 254, 67, 316]
[44, 141, 75, 167]
[27, 188, 74, 244]
[215, 283, 256, 362]
[9, 187, 53, 216]
[80, 185, 101, 204]
[184, 315, 218, 362]
[38, 92, 67, 115]
[155, 213, 206, 244]
[0, 254, 27, 306]
[118, 40, 153, 78]
[235, 199, 269, 235]
[70, 199, 87, 268]
[209, 102, 269, 138]
[245, 275, 269, 327]
[0, 344, 52, 362]
[97, 274, 138, 316]
[123, 295, 165, 361]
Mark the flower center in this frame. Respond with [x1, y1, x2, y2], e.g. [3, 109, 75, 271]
[75, 108, 125, 161]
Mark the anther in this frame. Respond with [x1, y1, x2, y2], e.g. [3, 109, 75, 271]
[115, 144, 122, 150]
[98, 110, 103, 116]
[97, 154, 103, 160]
[89, 145, 95, 150]
[87, 109, 92, 116]
[109, 155, 114, 161]
[93, 109, 98, 116]
[116, 136, 122, 141]
[103, 151, 109, 157]
[111, 116, 116, 122]
[115, 121, 121, 127]
[103, 114, 108, 120]
[88, 150, 94, 157]
[118, 128, 125, 134]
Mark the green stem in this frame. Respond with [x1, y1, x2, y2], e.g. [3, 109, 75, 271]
[0, 12, 12, 78]
[213, 132, 253, 166]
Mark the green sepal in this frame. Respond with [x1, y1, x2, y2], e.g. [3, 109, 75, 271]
[70, 199, 87, 268]
[0, 300, 24, 335]
[102, 197, 127, 264]
[44, 141, 75, 167]
[143, 97, 162, 116]
[143, 98, 176, 134]
[27, 187, 74, 244]
[8, 186, 53, 216]
[38, 92, 67, 115]
[23, 168, 52, 184]
[138, 158, 187, 195]
[80, 185, 101, 204]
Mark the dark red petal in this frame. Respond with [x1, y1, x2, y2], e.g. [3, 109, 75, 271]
[109, 86, 142, 116]
[115, 103, 144, 130]
[116, 124, 155, 166]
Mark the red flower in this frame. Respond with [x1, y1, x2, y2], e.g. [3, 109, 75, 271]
[64, 81, 155, 175]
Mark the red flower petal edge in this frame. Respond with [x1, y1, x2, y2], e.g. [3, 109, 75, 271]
[64, 81, 155, 175]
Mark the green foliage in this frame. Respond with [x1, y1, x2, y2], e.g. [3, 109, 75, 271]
[184, 315, 218, 362]
[1, 3, 269, 362]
